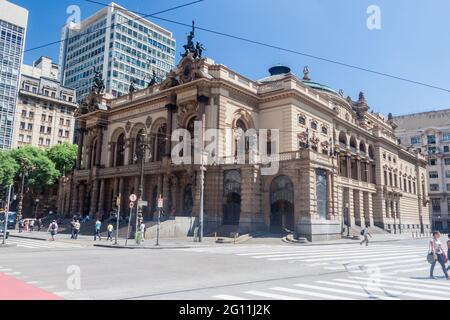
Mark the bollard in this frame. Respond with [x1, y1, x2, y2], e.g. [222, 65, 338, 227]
[214, 232, 217, 241]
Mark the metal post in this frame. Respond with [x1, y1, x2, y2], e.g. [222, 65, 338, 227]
[17, 170, 25, 229]
[156, 207, 161, 246]
[115, 194, 121, 245]
[199, 113, 205, 242]
[125, 205, 133, 247]
[2, 185, 12, 245]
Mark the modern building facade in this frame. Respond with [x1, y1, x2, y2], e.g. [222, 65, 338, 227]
[394, 109, 450, 233]
[12, 56, 77, 149]
[59, 2, 176, 102]
[60, 35, 430, 241]
[0, 0, 28, 150]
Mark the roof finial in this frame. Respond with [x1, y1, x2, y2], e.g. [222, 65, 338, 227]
[303, 66, 311, 81]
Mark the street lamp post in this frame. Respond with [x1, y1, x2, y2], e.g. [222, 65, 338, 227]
[135, 132, 152, 234]
[345, 203, 350, 238]
[34, 198, 40, 219]
[17, 166, 27, 229]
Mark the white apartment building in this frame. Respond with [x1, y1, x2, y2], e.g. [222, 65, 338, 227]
[59, 2, 176, 102]
[13, 56, 77, 149]
[0, 0, 28, 150]
[394, 109, 450, 233]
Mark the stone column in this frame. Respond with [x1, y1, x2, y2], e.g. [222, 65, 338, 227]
[89, 180, 99, 218]
[162, 174, 170, 214]
[347, 188, 355, 227]
[240, 166, 263, 231]
[79, 184, 86, 216]
[71, 182, 79, 214]
[170, 175, 178, 215]
[76, 129, 85, 169]
[98, 179, 105, 217]
[95, 127, 103, 167]
[346, 155, 351, 179]
[327, 170, 334, 219]
[356, 159, 362, 181]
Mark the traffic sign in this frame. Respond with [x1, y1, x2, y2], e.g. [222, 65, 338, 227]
[138, 200, 148, 207]
[129, 194, 137, 202]
[157, 196, 163, 208]
[129, 202, 134, 208]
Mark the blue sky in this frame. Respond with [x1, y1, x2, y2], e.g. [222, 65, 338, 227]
[11, 0, 450, 116]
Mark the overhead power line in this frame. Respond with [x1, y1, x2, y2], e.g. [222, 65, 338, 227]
[0, 0, 205, 61]
[86, 0, 450, 93]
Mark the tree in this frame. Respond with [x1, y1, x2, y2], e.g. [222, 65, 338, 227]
[0, 151, 19, 186]
[47, 142, 78, 176]
[10, 145, 59, 194]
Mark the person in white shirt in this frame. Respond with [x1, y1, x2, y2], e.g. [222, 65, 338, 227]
[430, 231, 449, 280]
[360, 225, 372, 246]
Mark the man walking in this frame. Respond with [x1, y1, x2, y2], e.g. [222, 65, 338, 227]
[73, 220, 80, 240]
[29, 219, 35, 232]
[18, 219, 24, 233]
[360, 225, 372, 246]
[140, 222, 146, 242]
[94, 219, 102, 241]
[48, 220, 58, 241]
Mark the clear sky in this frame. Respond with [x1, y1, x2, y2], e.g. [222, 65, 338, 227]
[11, 0, 450, 116]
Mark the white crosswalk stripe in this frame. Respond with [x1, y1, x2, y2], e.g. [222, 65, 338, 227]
[6, 238, 84, 249]
[181, 243, 434, 276]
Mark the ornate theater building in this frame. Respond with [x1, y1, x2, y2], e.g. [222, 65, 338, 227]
[60, 34, 430, 241]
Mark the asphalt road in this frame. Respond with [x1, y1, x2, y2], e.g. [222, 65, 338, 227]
[1, 238, 449, 300]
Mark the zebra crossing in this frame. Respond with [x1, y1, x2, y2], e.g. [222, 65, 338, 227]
[6, 238, 85, 249]
[178, 242, 450, 300]
[211, 275, 450, 300]
[180, 243, 431, 276]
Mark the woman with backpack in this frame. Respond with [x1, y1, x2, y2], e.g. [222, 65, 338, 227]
[429, 231, 449, 280]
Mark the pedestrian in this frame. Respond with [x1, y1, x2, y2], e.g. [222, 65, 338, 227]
[37, 218, 42, 232]
[429, 231, 449, 280]
[73, 220, 80, 240]
[70, 219, 76, 239]
[360, 225, 372, 246]
[18, 219, 24, 233]
[106, 223, 114, 241]
[24, 219, 29, 232]
[140, 222, 146, 241]
[29, 219, 34, 232]
[94, 219, 102, 241]
[48, 220, 58, 241]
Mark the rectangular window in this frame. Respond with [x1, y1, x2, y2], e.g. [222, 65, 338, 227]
[427, 135, 436, 144]
[445, 159, 450, 165]
[443, 133, 450, 142]
[27, 123, 32, 131]
[444, 146, 449, 153]
[38, 137, 43, 145]
[29, 111, 34, 119]
[429, 171, 439, 179]
[47, 127, 51, 134]
[19, 134, 24, 142]
[48, 116, 53, 122]
[316, 169, 328, 220]
[446, 170, 450, 178]
[59, 118, 64, 125]
[41, 114, 46, 122]
[430, 184, 439, 191]
[65, 130, 69, 138]
[46, 139, 50, 146]
[66, 119, 70, 126]
[447, 184, 450, 192]
[429, 159, 437, 166]
[26, 135, 31, 143]
[21, 110, 27, 117]
[40, 126, 45, 133]
[58, 129, 63, 137]
[19, 122, 25, 129]
[431, 199, 441, 212]
[411, 136, 421, 145]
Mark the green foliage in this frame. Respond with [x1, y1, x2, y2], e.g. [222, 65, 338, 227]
[10, 145, 59, 193]
[46, 142, 78, 176]
[0, 151, 19, 186]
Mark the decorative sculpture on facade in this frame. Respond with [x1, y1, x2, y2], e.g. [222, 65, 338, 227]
[92, 67, 105, 95]
[303, 66, 311, 81]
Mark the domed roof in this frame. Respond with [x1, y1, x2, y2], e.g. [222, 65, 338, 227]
[302, 80, 339, 95]
[259, 65, 292, 83]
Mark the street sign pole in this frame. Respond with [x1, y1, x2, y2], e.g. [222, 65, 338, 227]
[125, 201, 134, 247]
[115, 193, 121, 245]
[2, 185, 12, 245]
[156, 195, 163, 246]
[199, 113, 206, 242]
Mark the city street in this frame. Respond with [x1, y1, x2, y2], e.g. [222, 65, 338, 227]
[1, 237, 449, 300]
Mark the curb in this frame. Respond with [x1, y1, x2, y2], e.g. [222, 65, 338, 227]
[280, 236, 422, 246]
[9, 234, 47, 241]
[93, 243, 215, 250]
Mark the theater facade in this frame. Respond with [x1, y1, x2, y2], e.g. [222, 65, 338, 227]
[62, 44, 430, 241]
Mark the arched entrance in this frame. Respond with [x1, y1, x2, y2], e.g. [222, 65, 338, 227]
[223, 170, 241, 225]
[270, 175, 294, 232]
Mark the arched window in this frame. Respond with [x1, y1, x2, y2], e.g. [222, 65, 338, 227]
[350, 136, 357, 153]
[223, 170, 241, 225]
[270, 175, 294, 231]
[155, 123, 167, 161]
[339, 131, 347, 149]
[235, 119, 248, 157]
[115, 133, 125, 167]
